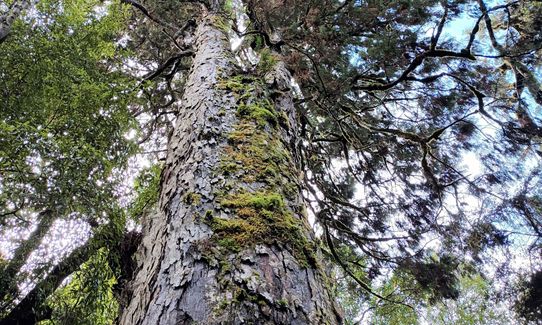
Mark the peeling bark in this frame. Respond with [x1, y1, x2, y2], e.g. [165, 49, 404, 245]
[120, 13, 342, 325]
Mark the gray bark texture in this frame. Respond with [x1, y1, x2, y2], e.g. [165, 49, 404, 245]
[120, 13, 342, 325]
[0, 0, 34, 43]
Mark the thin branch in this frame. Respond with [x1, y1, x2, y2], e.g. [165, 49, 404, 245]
[143, 50, 194, 81]
[352, 49, 476, 92]
[430, 1, 448, 50]
[120, 0, 178, 31]
[323, 221, 414, 309]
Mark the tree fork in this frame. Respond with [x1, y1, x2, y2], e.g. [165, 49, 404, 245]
[120, 13, 342, 325]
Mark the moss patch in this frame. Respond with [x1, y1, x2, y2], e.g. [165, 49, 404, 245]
[209, 73, 314, 268]
[206, 191, 314, 266]
[217, 75, 255, 95]
[211, 14, 231, 34]
[256, 48, 278, 74]
[237, 100, 277, 127]
[276, 298, 289, 309]
[218, 75, 279, 128]
[221, 191, 284, 210]
[183, 192, 202, 205]
[220, 122, 296, 191]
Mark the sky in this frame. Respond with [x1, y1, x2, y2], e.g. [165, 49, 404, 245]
[1, 0, 540, 322]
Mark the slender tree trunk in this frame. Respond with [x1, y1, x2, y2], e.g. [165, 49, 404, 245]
[120, 13, 342, 325]
[0, 221, 120, 325]
[0, 210, 53, 311]
[0, 0, 34, 44]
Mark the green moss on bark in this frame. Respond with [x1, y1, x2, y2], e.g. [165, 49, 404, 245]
[206, 74, 314, 268]
[217, 75, 256, 95]
[221, 122, 294, 187]
[205, 191, 314, 267]
[237, 100, 277, 127]
[182, 192, 202, 205]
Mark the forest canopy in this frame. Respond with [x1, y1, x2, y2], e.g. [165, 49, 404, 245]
[0, 0, 541, 323]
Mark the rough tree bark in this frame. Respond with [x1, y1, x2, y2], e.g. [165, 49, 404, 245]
[120, 12, 342, 325]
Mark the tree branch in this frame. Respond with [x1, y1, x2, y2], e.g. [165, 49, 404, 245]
[430, 1, 448, 51]
[143, 50, 195, 81]
[323, 221, 414, 309]
[352, 49, 475, 91]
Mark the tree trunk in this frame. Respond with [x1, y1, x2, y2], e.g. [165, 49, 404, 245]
[0, 210, 53, 311]
[120, 13, 342, 325]
[0, 0, 34, 44]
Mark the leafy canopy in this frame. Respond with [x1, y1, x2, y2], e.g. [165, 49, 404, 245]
[1, 0, 541, 323]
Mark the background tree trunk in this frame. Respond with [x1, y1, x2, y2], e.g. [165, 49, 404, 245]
[0, 0, 34, 43]
[120, 13, 342, 325]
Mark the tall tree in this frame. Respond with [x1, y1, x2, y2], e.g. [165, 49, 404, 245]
[1, 0, 541, 324]
[119, 8, 341, 324]
[0, 0, 135, 323]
